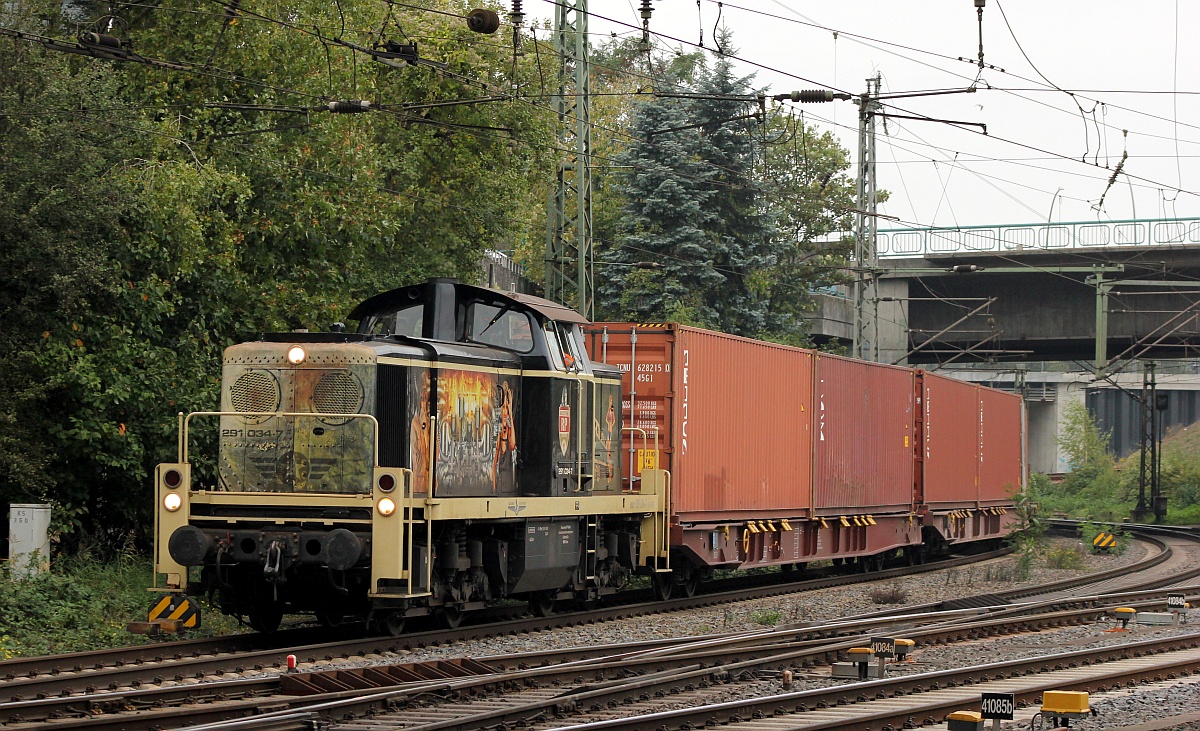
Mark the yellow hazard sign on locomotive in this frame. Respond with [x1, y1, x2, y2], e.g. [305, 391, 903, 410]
[637, 449, 658, 472]
[148, 593, 201, 628]
[1093, 531, 1118, 551]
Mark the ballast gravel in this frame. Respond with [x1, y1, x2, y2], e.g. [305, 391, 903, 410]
[263, 537, 1200, 731]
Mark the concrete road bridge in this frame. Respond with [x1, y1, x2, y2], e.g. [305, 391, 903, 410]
[807, 216, 1200, 373]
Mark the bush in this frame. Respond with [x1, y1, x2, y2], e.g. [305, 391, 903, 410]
[1043, 545, 1086, 570]
[750, 609, 782, 626]
[0, 542, 241, 657]
[868, 585, 908, 604]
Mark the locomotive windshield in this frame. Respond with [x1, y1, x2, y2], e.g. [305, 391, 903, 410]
[467, 303, 535, 353]
[365, 303, 423, 337]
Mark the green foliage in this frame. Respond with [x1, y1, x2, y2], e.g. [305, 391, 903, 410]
[1160, 425, 1200, 524]
[1043, 544, 1086, 569]
[594, 31, 855, 344]
[0, 539, 241, 657]
[1030, 403, 1134, 522]
[750, 609, 783, 626]
[0, 0, 555, 538]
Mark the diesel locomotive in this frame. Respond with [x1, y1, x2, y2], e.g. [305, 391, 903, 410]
[148, 278, 1023, 634]
[152, 279, 669, 633]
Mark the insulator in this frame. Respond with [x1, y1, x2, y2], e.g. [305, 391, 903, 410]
[80, 32, 124, 49]
[510, 0, 524, 25]
[327, 100, 371, 114]
[797, 89, 833, 103]
[466, 8, 500, 34]
[639, 0, 653, 46]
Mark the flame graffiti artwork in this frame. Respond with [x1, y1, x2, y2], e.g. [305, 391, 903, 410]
[428, 369, 520, 496]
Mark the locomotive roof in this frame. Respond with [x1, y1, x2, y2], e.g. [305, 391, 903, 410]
[348, 279, 588, 325]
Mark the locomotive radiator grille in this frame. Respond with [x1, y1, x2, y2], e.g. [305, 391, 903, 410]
[230, 370, 281, 424]
[313, 370, 364, 415]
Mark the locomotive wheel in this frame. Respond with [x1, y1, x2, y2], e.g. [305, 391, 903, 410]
[529, 592, 555, 617]
[248, 605, 283, 633]
[439, 604, 464, 629]
[651, 573, 673, 601]
[372, 611, 406, 636]
[316, 611, 345, 628]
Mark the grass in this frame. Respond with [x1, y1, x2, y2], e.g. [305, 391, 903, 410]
[750, 609, 782, 626]
[1043, 544, 1087, 570]
[0, 545, 242, 658]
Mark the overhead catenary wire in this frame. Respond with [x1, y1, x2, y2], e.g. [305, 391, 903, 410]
[7, 1, 1190, 279]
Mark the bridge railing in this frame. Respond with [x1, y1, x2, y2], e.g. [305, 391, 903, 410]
[872, 217, 1200, 258]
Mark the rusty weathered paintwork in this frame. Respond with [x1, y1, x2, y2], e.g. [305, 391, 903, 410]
[921, 371, 982, 507]
[219, 342, 376, 493]
[922, 371, 1025, 506]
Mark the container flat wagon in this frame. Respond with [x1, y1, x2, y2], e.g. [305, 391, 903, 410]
[585, 323, 1024, 581]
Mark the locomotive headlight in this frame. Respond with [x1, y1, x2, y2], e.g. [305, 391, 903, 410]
[377, 497, 396, 516]
[164, 492, 183, 512]
[286, 346, 307, 364]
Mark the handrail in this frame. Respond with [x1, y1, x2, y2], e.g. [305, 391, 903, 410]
[179, 411, 380, 465]
[621, 426, 660, 492]
[873, 216, 1200, 258]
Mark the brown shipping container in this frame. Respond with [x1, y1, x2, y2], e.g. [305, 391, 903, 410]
[978, 386, 1025, 502]
[921, 372, 982, 507]
[812, 354, 915, 514]
[584, 324, 814, 520]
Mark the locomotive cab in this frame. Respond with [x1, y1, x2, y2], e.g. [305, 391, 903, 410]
[149, 279, 670, 633]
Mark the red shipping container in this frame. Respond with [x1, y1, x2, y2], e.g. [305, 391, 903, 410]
[585, 324, 814, 521]
[812, 354, 915, 515]
[921, 372, 982, 507]
[978, 386, 1025, 503]
[921, 372, 1025, 507]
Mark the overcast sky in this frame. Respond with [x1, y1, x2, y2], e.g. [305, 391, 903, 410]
[562, 0, 1200, 232]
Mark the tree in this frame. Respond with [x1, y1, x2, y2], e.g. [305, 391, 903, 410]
[594, 31, 859, 343]
[756, 113, 857, 345]
[0, 0, 557, 540]
[688, 35, 779, 336]
[596, 88, 723, 324]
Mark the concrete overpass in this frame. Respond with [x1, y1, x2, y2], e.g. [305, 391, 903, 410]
[806, 217, 1200, 372]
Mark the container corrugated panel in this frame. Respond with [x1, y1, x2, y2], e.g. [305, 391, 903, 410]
[978, 387, 1024, 502]
[671, 327, 813, 517]
[813, 354, 915, 513]
[584, 324, 813, 519]
[922, 372, 981, 506]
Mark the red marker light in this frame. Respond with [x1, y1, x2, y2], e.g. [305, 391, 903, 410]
[286, 654, 297, 672]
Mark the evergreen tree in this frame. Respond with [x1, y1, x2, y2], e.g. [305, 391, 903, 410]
[596, 83, 723, 325]
[689, 34, 778, 336]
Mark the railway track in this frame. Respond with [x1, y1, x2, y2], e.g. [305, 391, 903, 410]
[3, 524, 1197, 731]
[8, 583, 1190, 731]
[1, 547, 1014, 698]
